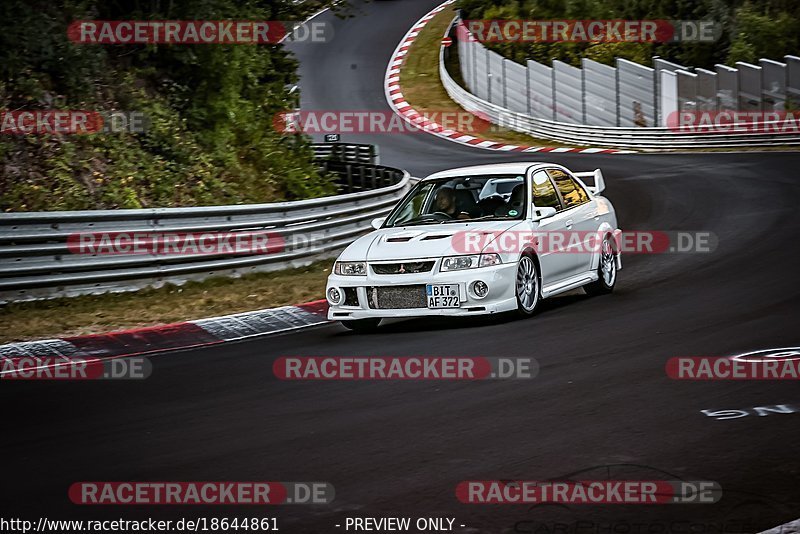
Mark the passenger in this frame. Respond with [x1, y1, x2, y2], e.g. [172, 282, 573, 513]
[494, 184, 525, 217]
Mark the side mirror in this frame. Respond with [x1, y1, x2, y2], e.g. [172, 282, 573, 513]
[531, 207, 557, 221]
[371, 217, 386, 230]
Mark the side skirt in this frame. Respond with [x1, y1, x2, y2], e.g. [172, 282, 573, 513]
[541, 272, 598, 298]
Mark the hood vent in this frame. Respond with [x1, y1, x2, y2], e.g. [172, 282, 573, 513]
[385, 236, 414, 242]
[421, 234, 449, 240]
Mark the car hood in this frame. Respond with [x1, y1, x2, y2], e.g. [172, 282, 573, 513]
[338, 220, 525, 261]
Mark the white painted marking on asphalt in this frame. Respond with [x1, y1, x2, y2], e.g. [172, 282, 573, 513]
[758, 518, 800, 534]
[730, 347, 800, 362]
[701, 404, 798, 420]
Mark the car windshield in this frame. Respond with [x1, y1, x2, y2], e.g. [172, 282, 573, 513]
[384, 175, 527, 228]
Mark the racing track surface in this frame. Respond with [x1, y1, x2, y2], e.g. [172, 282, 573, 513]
[3, 1, 800, 531]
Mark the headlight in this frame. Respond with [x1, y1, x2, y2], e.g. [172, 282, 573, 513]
[334, 261, 367, 276]
[441, 254, 502, 272]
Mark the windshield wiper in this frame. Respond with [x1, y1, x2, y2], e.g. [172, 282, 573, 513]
[393, 218, 443, 227]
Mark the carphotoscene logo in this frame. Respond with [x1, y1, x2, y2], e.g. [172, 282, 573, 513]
[69, 481, 334, 505]
[451, 231, 717, 255]
[273, 356, 538, 380]
[667, 111, 800, 134]
[274, 110, 494, 135]
[0, 357, 150, 380]
[0, 111, 147, 135]
[461, 20, 720, 43]
[457, 480, 722, 504]
[67, 20, 333, 44]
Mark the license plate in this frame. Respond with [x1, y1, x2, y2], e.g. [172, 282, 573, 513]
[426, 284, 460, 308]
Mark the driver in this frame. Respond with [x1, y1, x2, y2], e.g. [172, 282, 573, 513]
[434, 188, 470, 220]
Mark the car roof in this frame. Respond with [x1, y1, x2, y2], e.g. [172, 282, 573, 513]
[422, 162, 555, 181]
[487, 178, 524, 183]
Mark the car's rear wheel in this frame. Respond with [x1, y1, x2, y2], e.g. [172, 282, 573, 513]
[515, 255, 540, 316]
[584, 234, 617, 296]
[341, 318, 382, 332]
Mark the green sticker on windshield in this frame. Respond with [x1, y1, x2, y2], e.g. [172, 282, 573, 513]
[509, 210, 518, 216]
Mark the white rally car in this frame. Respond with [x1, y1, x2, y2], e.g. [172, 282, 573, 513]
[326, 162, 622, 331]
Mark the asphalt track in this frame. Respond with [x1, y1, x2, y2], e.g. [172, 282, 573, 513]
[3, 1, 800, 532]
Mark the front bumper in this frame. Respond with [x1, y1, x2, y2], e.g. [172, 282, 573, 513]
[326, 260, 519, 320]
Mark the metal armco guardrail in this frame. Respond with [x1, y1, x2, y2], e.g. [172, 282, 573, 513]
[0, 152, 410, 303]
[312, 142, 380, 165]
[446, 17, 800, 149]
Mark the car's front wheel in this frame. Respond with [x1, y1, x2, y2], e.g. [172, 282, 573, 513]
[584, 234, 617, 296]
[341, 318, 382, 332]
[515, 254, 541, 316]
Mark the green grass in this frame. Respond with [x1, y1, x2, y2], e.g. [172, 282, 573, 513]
[0, 261, 333, 343]
[399, 7, 571, 148]
[399, 8, 800, 153]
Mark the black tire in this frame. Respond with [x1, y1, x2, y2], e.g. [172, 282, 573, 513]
[341, 318, 382, 332]
[584, 234, 617, 296]
[515, 254, 541, 316]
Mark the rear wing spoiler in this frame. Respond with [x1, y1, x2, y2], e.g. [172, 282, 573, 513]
[573, 169, 605, 195]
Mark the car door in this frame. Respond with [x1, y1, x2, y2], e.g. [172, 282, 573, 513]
[527, 169, 577, 284]
[546, 168, 598, 278]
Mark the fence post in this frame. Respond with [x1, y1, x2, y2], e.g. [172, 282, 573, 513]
[501, 58, 507, 108]
[787, 56, 800, 108]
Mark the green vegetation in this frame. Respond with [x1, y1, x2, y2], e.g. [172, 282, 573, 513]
[400, 6, 570, 147]
[0, 260, 332, 343]
[0, 0, 341, 212]
[458, 0, 800, 69]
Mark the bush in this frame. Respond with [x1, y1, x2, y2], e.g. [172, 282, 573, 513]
[458, 0, 800, 69]
[0, 0, 339, 211]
